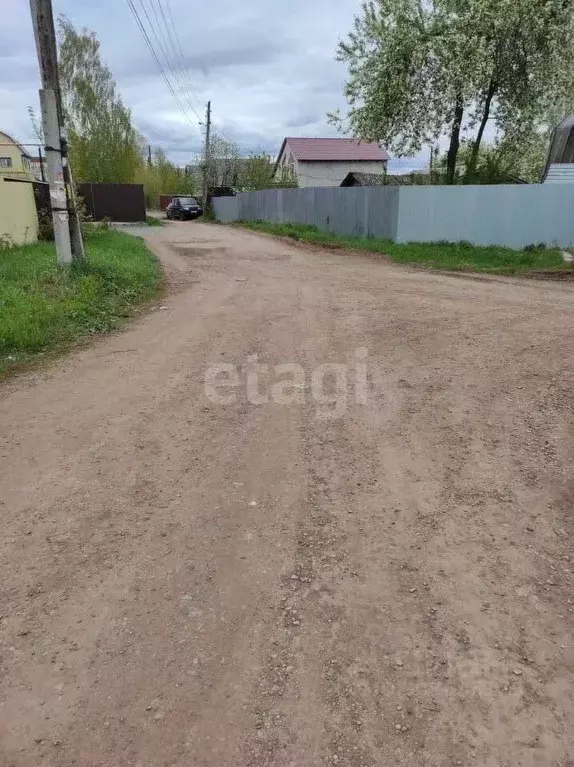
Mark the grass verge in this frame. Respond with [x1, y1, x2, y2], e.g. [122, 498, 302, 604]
[146, 216, 164, 227]
[238, 221, 570, 275]
[0, 229, 163, 377]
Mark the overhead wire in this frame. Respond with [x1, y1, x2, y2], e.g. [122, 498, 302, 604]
[125, 0, 200, 130]
[159, 0, 205, 121]
[134, 0, 198, 121]
[127, 0, 250, 156]
[145, 0, 203, 122]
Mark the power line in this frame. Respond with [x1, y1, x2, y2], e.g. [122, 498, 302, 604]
[127, 0, 244, 157]
[143, 0, 203, 122]
[147, 0, 176, 68]
[133, 0, 195, 119]
[138, 0, 203, 123]
[125, 0, 198, 129]
[160, 0, 205, 119]
[126, 1, 255, 160]
[212, 123, 236, 145]
[209, 110, 242, 149]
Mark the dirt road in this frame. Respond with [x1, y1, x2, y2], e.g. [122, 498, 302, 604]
[1, 222, 573, 767]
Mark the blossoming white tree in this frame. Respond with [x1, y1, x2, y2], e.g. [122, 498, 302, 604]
[331, 0, 574, 183]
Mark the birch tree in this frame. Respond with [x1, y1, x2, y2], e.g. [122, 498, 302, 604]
[136, 147, 197, 207]
[58, 16, 142, 183]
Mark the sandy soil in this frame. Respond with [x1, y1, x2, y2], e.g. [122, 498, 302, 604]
[0, 222, 573, 767]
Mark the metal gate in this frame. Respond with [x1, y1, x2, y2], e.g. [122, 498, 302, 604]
[78, 183, 146, 222]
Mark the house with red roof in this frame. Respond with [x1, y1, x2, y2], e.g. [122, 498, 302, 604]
[274, 137, 389, 188]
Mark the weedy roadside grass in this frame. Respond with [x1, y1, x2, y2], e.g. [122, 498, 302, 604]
[0, 229, 163, 377]
[238, 221, 569, 274]
[146, 216, 164, 227]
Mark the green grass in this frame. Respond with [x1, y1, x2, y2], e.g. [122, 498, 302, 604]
[146, 215, 164, 227]
[238, 221, 569, 274]
[0, 230, 163, 376]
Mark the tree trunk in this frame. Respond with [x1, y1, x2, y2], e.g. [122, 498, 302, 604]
[446, 97, 464, 185]
[466, 79, 497, 181]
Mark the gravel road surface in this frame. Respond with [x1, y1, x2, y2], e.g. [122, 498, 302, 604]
[0, 222, 573, 766]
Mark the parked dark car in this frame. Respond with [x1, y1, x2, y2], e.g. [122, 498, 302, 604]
[165, 196, 203, 220]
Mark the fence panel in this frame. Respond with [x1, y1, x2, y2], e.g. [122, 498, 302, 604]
[215, 183, 574, 248]
[396, 184, 574, 248]
[79, 183, 146, 222]
[213, 196, 239, 222]
[0, 178, 39, 244]
[226, 187, 399, 240]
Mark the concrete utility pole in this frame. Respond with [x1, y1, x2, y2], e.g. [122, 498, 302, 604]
[203, 100, 211, 214]
[29, 0, 84, 264]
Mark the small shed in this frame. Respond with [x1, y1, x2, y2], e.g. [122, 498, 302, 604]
[340, 171, 387, 187]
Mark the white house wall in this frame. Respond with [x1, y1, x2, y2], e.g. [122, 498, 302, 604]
[296, 161, 386, 188]
[275, 148, 299, 183]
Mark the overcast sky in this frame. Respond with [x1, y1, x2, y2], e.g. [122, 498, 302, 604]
[1, 0, 425, 171]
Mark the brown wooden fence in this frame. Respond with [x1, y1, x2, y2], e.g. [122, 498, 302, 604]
[78, 183, 146, 222]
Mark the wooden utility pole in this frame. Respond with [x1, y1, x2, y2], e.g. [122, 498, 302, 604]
[29, 0, 84, 263]
[202, 100, 211, 214]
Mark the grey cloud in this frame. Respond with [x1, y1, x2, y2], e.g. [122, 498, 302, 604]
[136, 116, 203, 152]
[3, 0, 385, 165]
[118, 40, 294, 81]
[284, 113, 320, 129]
[0, 40, 21, 57]
[185, 40, 295, 75]
[0, 52, 38, 86]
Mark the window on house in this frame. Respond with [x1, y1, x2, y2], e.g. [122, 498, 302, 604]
[22, 156, 30, 170]
[0, 157, 13, 168]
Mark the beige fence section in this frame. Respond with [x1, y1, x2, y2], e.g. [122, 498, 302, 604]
[0, 177, 39, 245]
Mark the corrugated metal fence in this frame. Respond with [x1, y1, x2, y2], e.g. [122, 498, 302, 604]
[214, 183, 574, 249]
[215, 187, 399, 239]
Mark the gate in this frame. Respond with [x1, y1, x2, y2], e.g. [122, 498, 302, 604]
[78, 183, 146, 222]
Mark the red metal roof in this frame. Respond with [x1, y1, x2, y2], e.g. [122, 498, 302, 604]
[281, 137, 389, 163]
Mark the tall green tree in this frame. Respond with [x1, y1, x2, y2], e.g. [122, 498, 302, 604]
[205, 133, 242, 187]
[58, 16, 142, 183]
[239, 152, 297, 190]
[241, 152, 276, 190]
[330, 0, 464, 181]
[332, 0, 574, 184]
[135, 147, 198, 208]
[461, 0, 574, 179]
